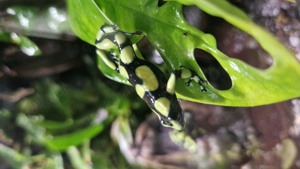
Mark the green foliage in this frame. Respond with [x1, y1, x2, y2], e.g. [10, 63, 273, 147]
[0, 79, 132, 168]
[0, 4, 134, 169]
[0, 139, 29, 169]
[0, 29, 41, 56]
[5, 6, 71, 36]
[67, 0, 300, 106]
[1, 5, 72, 56]
[16, 80, 118, 151]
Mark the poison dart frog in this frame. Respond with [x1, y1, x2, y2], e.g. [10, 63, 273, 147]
[95, 25, 206, 130]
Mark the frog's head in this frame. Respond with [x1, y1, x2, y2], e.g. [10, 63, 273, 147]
[95, 24, 118, 43]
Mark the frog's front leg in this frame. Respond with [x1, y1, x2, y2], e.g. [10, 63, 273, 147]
[167, 67, 207, 94]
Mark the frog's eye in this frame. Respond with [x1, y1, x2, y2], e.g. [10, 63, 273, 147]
[161, 119, 172, 127]
[160, 118, 183, 131]
[170, 120, 183, 131]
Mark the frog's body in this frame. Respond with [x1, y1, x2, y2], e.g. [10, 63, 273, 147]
[95, 25, 206, 130]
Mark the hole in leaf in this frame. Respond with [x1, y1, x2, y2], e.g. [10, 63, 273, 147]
[128, 30, 143, 36]
[137, 36, 164, 65]
[194, 48, 232, 90]
[202, 17, 273, 70]
[182, 5, 273, 70]
[182, 5, 208, 30]
[157, 0, 166, 7]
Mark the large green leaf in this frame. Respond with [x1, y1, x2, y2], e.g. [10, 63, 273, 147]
[67, 0, 300, 106]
